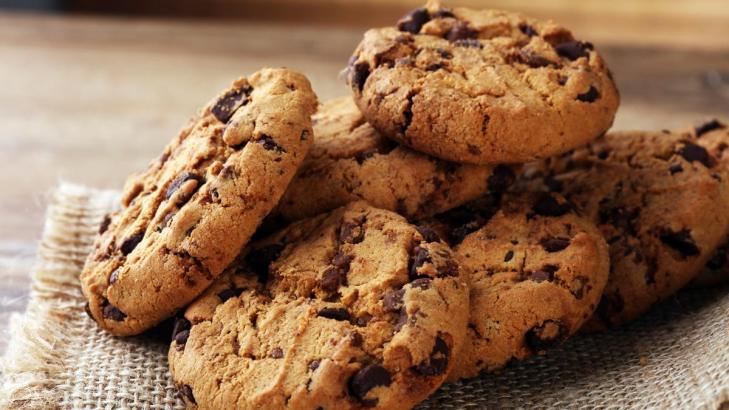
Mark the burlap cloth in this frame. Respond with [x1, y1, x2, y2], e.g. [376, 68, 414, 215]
[1, 183, 727, 409]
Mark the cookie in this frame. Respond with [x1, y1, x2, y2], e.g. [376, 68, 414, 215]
[521, 119, 729, 329]
[425, 192, 609, 380]
[80, 68, 318, 336]
[691, 240, 729, 287]
[346, 4, 619, 164]
[275, 96, 515, 222]
[169, 202, 469, 409]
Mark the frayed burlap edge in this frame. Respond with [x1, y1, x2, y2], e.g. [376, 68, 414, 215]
[0, 183, 118, 410]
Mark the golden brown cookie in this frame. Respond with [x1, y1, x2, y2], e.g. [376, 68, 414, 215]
[169, 202, 469, 409]
[346, 4, 619, 164]
[521, 119, 729, 329]
[81, 68, 317, 336]
[425, 192, 608, 380]
[275, 96, 515, 222]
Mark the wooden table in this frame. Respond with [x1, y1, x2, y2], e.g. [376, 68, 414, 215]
[1, 10, 728, 355]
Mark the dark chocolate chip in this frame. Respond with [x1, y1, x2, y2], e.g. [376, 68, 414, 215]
[426, 62, 444, 71]
[467, 144, 482, 155]
[488, 165, 516, 193]
[669, 164, 684, 174]
[446, 21, 478, 42]
[525, 320, 565, 352]
[98, 214, 112, 235]
[332, 252, 353, 269]
[519, 23, 538, 37]
[174, 329, 190, 350]
[166, 171, 204, 200]
[245, 243, 284, 282]
[409, 246, 431, 278]
[339, 218, 366, 244]
[707, 246, 727, 270]
[518, 49, 554, 68]
[308, 359, 321, 371]
[432, 8, 455, 18]
[383, 289, 405, 312]
[555, 41, 592, 60]
[416, 225, 441, 243]
[504, 250, 514, 262]
[533, 194, 570, 217]
[350, 331, 364, 347]
[102, 302, 126, 321]
[577, 86, 600, 103]
[678, 142, 713, 167]
[397, 8, 430, 34]
[436, 259, 459, 277]
[413, 336, 450, 376]
[179, 384, 196, 404]
[217, 287, 245, 302]
[453, 38, 483, 48]
[348, 364, 392, 406]
[437, 48, 453, 59]
[320, 266, 344, 292]
[351, 62, 371, 92]
[528, 264, 558, 282]
[394, 309, 408, 332]
[540, 237, 571, 252]
[119, 232, 144, 256]
[257, 135, 286, 153]
[212, 85, 252, 123]
[659, 228, 700, 257]
[109, 268, 120, 284]
[410, 278, 432, 290]
[694, 119, 724, 136]
[271, 347, 284, 359]
[172, 317, 192, 346]
[317, 307, 351, 321]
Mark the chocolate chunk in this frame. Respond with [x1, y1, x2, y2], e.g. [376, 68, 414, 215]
[518, 49, 554, 68]
[271, 347, 284, 359]
[166, 171, 204, 200]
[409, 246, 431, 278]
[540, 237, 571, 252]
[528, 264, 558, 282]
[454, 38, 483, 48]
[320, 267, 345, 292]
[437, 48, 453, 59]
[488, 165, 516, 193]
[416, 225, 441, 243]
[172, 317, 192, 347]
[577, 86, 600, 103]
[246, 243, 284, 282]
[525, 320, 565, 352]
[446, 21, 478, 42]
[432, 8, 455, 18]
[257, 135, 286, 153]
[98, 214, 112, 235]
[332, 252, 353, 269]
[212, 85, 252, 123]
[308, 359, 321, 371]
[119, 232, 144, 256]
[109, 268, 120, 284]
[339, 218, 366, 244]
[317, 307, 351, 321]
[504, 250, 514, 262]
[179, 384, 196, 404]
[397, 8, 430, 34]
[394, 309, 408, 332]
[350, 331, 364, 347]
[102, 302, 126, 321]
[707, 246, 727, 270]
[519, 23, 538, 37]
[467, 144, 482, 155]
[413, 336, 450, 376]
[669, 164, 684, 174]
[678, 142, 713, 167]
[217, 287, 245, 302]
[659, 228, 700, 257]
[348, 364, 392, 406]
[426, 62, 444, 72]
[174, 329, 190, 350]
[383, 289, 405, 312]
[351, 62, 371, 92]
[533, 194, 570, 217]
[555, 41, 592, 60]
[410, 278, 432, 290]
[694, 119, 724, 136]
[436, 259, 459, 277]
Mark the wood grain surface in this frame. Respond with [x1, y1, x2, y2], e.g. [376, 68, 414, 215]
[0, 10, 728, 355]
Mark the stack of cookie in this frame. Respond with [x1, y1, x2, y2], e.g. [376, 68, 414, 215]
[79, 3, 729, 409]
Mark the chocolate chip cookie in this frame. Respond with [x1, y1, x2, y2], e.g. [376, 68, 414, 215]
[275, 96, 514, 222]
[346, 5, 619, 164]
[169, 202, 469, 409]
[521, 119, 729, 329]
[81, 68, 318, 336]
[425, 192, 609, 380]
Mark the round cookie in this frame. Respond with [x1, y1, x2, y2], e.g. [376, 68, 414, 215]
[426, 192, 609, 380]
[521, 119, 729, 329]
[169, 202, 469, 409]
[346, 4, 619, 164]
[275, 96, 515, 222]
[81, 68, 318, 336]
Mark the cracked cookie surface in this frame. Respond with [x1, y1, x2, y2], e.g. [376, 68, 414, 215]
[520, 119, 729, 329]
[275, 96, 514, 222]
[169, 202, 469, 409]
[346, 5, 619, 164]
[425, 192, 608, 380]
[80, 68, 318, 336]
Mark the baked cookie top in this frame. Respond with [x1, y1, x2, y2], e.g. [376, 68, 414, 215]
[425, 192, 609, 380]
[521, 119, 729, 329]
[275, 96, 514, 222]
[169, 202, 469, 409]
[81, 68, 318, 336]
[346, 4, 619, 164]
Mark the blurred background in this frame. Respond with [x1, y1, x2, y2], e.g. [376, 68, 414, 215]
[0, 0, 727, 353]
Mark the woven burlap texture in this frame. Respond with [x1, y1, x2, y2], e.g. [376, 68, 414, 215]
[1, 183, 727, 409]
